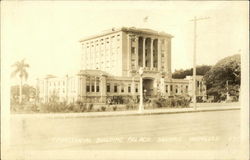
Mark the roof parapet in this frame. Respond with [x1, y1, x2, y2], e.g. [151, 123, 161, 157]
[79, 26, 173, 42]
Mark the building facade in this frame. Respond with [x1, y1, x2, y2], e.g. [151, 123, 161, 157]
[37, 27, 207, 104]
[80, 27, 172, 78]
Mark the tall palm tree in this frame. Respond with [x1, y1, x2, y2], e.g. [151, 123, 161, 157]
[11, 59, 29, 104]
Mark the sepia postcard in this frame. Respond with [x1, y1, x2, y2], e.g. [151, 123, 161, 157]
[1, 1, 249, 160]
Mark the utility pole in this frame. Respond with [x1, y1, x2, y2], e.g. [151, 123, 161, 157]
[190, 16, 210, 110]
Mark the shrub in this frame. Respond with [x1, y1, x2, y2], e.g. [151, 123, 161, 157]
[66, 103, 74, 112]
[86, 103, 93, 112]
[126, 104, 130, 110]
[73, 104, 81, 112]
[126, 102, 137, 110]
[126, 103, 133, 110]
[152, 98, 167, 108]
[152, 96, 190, 108]
[80, 103, 87, 112]
[101, 106, 106, 111]
[112, 105, 117, 111]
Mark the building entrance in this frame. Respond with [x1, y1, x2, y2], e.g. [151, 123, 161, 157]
[143, 78, 154, 96]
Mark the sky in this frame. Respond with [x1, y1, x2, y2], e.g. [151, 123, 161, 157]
[1, 1, 248, 85]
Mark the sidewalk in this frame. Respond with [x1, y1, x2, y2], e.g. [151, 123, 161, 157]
[11, 105, 240, 119]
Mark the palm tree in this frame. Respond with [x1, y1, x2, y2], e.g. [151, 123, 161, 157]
[11, 59, 29, 104]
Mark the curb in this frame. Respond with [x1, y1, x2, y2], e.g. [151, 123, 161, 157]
[11, 107, 240, 119]
[67, 107, 240, 119]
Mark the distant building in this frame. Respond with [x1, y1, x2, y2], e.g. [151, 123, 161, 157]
[37, 27, 206, 103]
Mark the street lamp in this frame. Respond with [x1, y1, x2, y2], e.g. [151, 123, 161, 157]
[138, 67, 144, 113]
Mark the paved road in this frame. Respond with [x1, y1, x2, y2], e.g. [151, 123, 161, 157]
[10, 110, 240, 151]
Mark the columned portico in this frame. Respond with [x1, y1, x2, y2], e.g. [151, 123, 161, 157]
[136, 36, 166, 73]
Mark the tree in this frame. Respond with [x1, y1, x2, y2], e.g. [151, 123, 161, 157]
[203, 54, 240, 101]
[11, 59, 29, 104]
[11, 84, 36, 103]
[172, 65, 212, 79]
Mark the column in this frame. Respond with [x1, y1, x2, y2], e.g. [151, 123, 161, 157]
[127, 35, 131, 76]
[153, 79, 157, 96]
[66, 75, 69, 102]
[82, 75, 87, 102]
[150, 38, 154, 70]
[94, 77, 97, 92]
[132, 76, 135, 96]
[109, 37, 112, 71]
[45, 79, 48, 103]
[89, 77, 92, 93]
[104, 39, 107, 71]
[99, 39, 102, 69]
[167, 39, 172, 78]
[199, 81, 201, 95]
[160, 77, 165, 96]
[93, 42, 96, 69]
[100, 74, 107, 103]
[79, 76, 82, 101]
[168, 83, 171, 96]
[163, 39, 167, 73]
[76, 76, 80, 101]
[81, 44, 84, 70]
[139, 75, 144, 112]
[135, 36, 139, 70]
[158, 39, 161, 71]
[142, 37, 146, 68]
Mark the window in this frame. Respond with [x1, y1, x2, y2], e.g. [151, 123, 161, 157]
[170, 85, 173, 92]
[153, 61, 157, 67]
[186, 86, 188, 92]
[114, 84, 118, 93]
[135, 84, 138, 93]
[91, 84, 95, 92]
[166, 85, 168, 93]
[96, 85, 100, 92]
[131, 47, 135, 54]
[86, 85, 90, 92]
[128, 85, 131, 93]
[107, 84, 110, 92]
[176, 88, 178, 93]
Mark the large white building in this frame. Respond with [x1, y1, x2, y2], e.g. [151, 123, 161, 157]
[37, 27, 207, 104]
